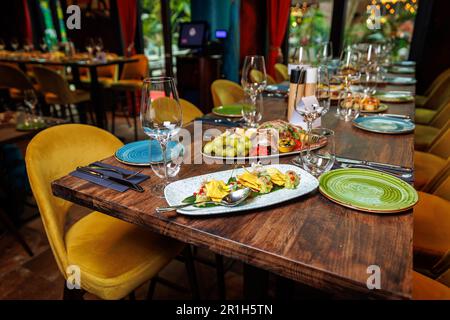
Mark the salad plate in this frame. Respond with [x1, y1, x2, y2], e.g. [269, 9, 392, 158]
[164, 164, 319, 215]
[115, 140, 182, 166]
[212, 103, 246, 118]
[384, 77, 416, 85]
[319, 168, 418, 214]
[352, 116, 415, 134]
[374, 91, 414, 103]
[389, 66, 415, 74]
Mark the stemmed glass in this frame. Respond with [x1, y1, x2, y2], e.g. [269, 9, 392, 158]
[241, 55, 267, 128]
[23, 89, 41, 128]
[85, 38, 94, 58]
[0, 39, 5, 51]
[11, 38, 19, 51]
[300, 128, 335, 177]
[317, 41, 333, 65]
[295, 66, 330, 133]
[40, 38, 48, 52]
[95, 38, 104, 54]
[141, 77, 183, 197]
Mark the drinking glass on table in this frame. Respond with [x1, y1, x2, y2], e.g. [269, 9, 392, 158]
[0, 39, 5, 51]
[141, 77, 183, 197]
[241, 55, 267, 127]
[299, 128, 335, 177]
[85, 38, 94, 58]
[11, 38, 19, 51]
[39, 38, 48, 52]
[23, 89, 41, 128]
[317, 41, 333, 65]
[95, 38, 104, 54]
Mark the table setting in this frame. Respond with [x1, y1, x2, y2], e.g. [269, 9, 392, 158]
[52, 43, 418, 299]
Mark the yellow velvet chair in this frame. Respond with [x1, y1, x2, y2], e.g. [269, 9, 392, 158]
[80, 53, 119, 86]
[415, 127, 450, 190]
[416, 68, 450, 108]
[413, 271, 450, 300]
[415, 120, 449, 151]
[25, 124, 188, 300]
[0, 63, 37, 100]
[249, 69, 276, 85]
[109, 54, 149, 141]
[211, 79, 246, 108]
[180, 98, 203, 125]
[416, 100, 450, 125]
[274, 63, 289, 83]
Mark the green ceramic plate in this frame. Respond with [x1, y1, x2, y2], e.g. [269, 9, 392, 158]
[319, 168, 418, 214]
[374, 91, 414, 103]
[212, 104, 246, 118]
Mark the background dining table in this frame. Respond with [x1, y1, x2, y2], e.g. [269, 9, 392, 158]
[51, 83, 416, 300]
[0, 56, 138, 129]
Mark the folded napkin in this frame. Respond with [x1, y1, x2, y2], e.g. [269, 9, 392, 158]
[70, 162, 149, 192]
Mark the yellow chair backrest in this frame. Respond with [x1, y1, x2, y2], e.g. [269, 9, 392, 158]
[249, 69, 276, 85]
[424, 76, 450, 111]
[425, 68, 450, 97]
[25, 124, 123, 275]
[274, 63, 289, 83]
[180, 98, 203, 125]
[97, 53, 119, 79]
[430, 101, 450, 129]
[121, 54, 149, 80]
[429, 126, 450, 158]
[430, 163, 450, 202]
[0, 63, 34, 90]
[33, 66, 74, 104]
[211, 79, 246, 108]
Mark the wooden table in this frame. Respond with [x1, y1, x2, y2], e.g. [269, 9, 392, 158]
[51, 85, 415, 300]
[0, 56, 138, 129]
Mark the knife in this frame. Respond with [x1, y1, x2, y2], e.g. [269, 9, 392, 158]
[195, 117, 243, 128]
[335, 157, 413, 173]
[378, 114, 413, 121]
[76, 167, 145, 193]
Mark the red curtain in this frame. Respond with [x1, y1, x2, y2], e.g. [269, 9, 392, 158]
[240, 0, 259, 63]
[22, 0, 33, 43]
[267, 0, 291, 77]
[117, 0, 137, 56]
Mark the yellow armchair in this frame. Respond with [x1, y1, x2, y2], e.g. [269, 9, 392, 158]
[25, 124, 186, 300]
[274, 63, 289, 83]
[416, 68, 450, 109]
[180, 98, 203, 125]
[211, 79, 246, 108]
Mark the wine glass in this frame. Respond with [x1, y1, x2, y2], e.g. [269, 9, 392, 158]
[40, 38, 48, 52]
[95, 38, 104, 53]
[300, 128, 335, 177]
[360, 70, 378, 97]
[295, 66, 330, 133]
[11, 38, 19, 51]
[338, 89, 361, 122]
[241, 55, 267, 128]
[317, 41, 333, 65]
[0, 39, 5, 51]
[85, 38, 94, 57]
[141, 77, 183, 196]
[24, 89, 39, 127]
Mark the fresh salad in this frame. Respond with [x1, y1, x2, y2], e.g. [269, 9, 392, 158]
[182, 165, 301, 206]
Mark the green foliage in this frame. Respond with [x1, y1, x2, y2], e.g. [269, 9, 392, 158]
[289, 7, 330, 47]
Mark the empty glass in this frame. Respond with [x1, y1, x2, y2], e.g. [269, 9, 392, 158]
[11, 38, 19, 51]
[299, 128, 335, 177]
[39, 38, 48, 52]
[141, 77, 183, 196]
[0, 39, 5, 51]
[85, 38, 94, 57]
[241, 55, 267, 127]
[317, 41, 333, 65]
[338, 89, 361, 122]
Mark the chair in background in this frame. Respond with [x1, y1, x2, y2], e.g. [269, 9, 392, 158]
[109, 54, 149, 141]
[413, 271, 450, 300]
[416, 99, 450, 125]
[416, 68, 450, 108]
[415, 119, 449, 151]
[33, 66, 91, 123]
[80, 53, 119, 87]
[180, 98, 203, 125]
[415, 127, 450, 190]
[211, 79, 246, 108]
[249, 69, 276, 85]
[416, 75, 450, 112]
[0, 63, 36, 101]
[274, 63, 289, 83]
[25, 124, 199, 300]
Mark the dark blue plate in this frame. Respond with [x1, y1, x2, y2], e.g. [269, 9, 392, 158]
[115, 140, 183, 166]
[352, 116, 415, 134]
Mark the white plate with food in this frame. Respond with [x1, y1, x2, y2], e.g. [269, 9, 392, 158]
[164, 164, 319, 215]
[201, 120, 327, 161]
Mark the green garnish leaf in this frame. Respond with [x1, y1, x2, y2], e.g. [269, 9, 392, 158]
[182, 195, 196, 204]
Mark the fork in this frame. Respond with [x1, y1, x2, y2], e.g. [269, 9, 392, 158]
[87, 165, 143, 180]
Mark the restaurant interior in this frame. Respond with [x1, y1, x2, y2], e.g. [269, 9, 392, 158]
[0, 0, 449, 301]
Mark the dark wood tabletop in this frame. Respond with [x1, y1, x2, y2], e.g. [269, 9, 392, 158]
[51, 84, 416, 300]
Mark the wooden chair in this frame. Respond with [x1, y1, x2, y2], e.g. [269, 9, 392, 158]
[109, 54, 149, 141]
[25, 124, 199, 300]
[211, 79, 245, 108]
[32, 66, 91, 123]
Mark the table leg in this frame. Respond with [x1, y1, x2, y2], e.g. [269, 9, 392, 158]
[88, 67, 106, 129]
[243, 264, 269, 300]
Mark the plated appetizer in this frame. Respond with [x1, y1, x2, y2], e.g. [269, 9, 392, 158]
[183, 165, 301, 206]
[341, 96, 386, 112]
[203, 120, 311, 158]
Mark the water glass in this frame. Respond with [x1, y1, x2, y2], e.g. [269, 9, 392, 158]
[141, 77, 183, 197]
[299, 128, 335, 177]
[149, 139, 184, 180]
[339, 89, 361, 122]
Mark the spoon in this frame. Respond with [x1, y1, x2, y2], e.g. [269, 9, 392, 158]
[156, 188, 252, 213]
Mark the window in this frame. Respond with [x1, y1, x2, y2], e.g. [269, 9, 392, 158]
[288, 0, 334, 62]
[141, 0, 191, 75]
[345, 0, 418, 61]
